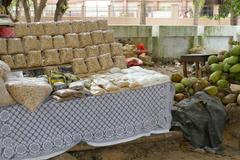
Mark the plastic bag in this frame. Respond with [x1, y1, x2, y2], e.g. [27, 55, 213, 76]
[22, 36, 40, 52]
[53, 89, 81, 98]
[57, 21, 72, 34]
[14, 22, 29, 37]
[78, 33, 93, 47]
[0, 60, 11, 78]
[28, 22, 45, 36]
[43, 22, 58, 35]
[1, 55, 15, 69]
[97, 19, 108, 30]
[91, 30, 104, 45]
[98, 53, 113, 70]
[103, 30, 115, 43]
[13, 54, 27, 68]
[112, 56, 127, 69]
[7, 38, 23, 54]
[85, 20, 98, 32]
[85, 57, 101, 73]
[111, 42, 123, 56]
[6, 78, 52, 112]
[98, 44, 111, 55]
[71, 20, 86, 33]
[89, 84, 106, 96]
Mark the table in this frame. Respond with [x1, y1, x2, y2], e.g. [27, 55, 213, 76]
[0, 82, 174, 160]
[180, 54, 216, 78]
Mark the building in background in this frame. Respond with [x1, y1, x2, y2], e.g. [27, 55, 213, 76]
[40, 0, 230, 25]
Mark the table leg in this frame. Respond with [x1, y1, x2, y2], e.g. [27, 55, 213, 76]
[195, 61, 200, 78]
[183, 61, 187, 77]
[200, 61, 205, 77]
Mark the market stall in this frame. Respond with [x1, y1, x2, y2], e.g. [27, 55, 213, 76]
[0, 20, 174, 160]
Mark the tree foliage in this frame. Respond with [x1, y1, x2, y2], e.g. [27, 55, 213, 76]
[218, 0, 240, 18]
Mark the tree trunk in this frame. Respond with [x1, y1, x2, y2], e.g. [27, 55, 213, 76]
[21, 0, 31, 22]
[34, 0, 48, 22]
[54, 0, 68, 21]
[32, 0, 38, 18]
[193, 0, 200, 25]
[139, 0, 146, 25]
[230, 12, 238, 25]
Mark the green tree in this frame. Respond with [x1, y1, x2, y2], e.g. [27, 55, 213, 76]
[217, 0, 240, 25]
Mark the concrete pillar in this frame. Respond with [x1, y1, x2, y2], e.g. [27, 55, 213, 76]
[123, 0, 127, 14]
[82, 5, 86, 17]
[171, 4, 179, 22]
[108, 5, 112, 17]
[213, 5, 219, 15]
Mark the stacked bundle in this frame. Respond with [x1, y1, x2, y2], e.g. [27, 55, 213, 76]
[0, 20, 126, 76]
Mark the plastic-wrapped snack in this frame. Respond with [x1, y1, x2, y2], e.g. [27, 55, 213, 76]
[73, 48, 87, 59]
[59, 48, 73, 64]
[13, 54, 27, 68]
[42, 22, 58, 35]
[88, 84, 105, 96]
[112, 56, 127, 69]
[8, 38, 23, 54]
[53, 89, 81, 98]
[28, 22, 45, 36]
[0, 38, 7, 54]
[57, 21, 72, 35]
[103, 30, 114, 43]
[27, 50, 43, 67]
[43, 49, 60, 65]
[71, 20, 86, 33]
[93, 78, 120, 93]
[97, 19, 108, 30]
[98, 44, 111, 55]
[112, 79, 130, 88]
[14, 22, 29, 37]
[98, 53, 113, 70]
[53, 35, 66, 49]
[85, 20, 98, 32]
[111, 42, 123, 56]
[1, 55, 15, 68]
[39, 35, 53, 50]
[72, 58, 88, 74]
[85, 57, 101, 73]
[65, 33, 79, 48]
[85, 45, 99, 57]
[128, 80, 142, 90]
[91, 30, 104, 45]
[22, 36, 40, 52]
[78, 32, 92, 47]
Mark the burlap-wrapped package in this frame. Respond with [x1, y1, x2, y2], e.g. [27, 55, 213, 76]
[98, 53, 114, 70]
[43, 49, 60, 66]
[53, 35, 66, 49]
[103, 30, 115, 43]
[0, 78, 15, 107]
[97, 19, 108, 30]
[43, 22, 58, 35]
[13, 54, 27, 69]
[27, 51, 43, 67]
[91, 30, 104, 45]
[111, 42, 123, 56]
[73, 48, 87, 59]
[85, 57, 101, 73]
[0, 60, 11, 78]
[1, 55, 15, 69]
[8, 38, 23, 54]
[112, 56, 127, 69]
[0, 38, 7, 55]
[98, 44, 111, 55]
[72, 58, 88, 74]
[14, 22, 29, 37]
[22, 36, 40, 52]
[39, 35, 53, 50]
[85, 20, 98, 32]
[43, 66, 59, 75]
[28, 22, 45, 36]
[71, 20, 86, 33]
[59, 48, 73, 64]
[6, 78, 52, 112]
[65, 33, 79, 48]
[78, 33, 92, 47]
[85, 45, 99, 57]
[57, 21, 72, 35]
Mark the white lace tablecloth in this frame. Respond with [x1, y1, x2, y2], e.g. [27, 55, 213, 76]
[0, 82, 174, 160]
